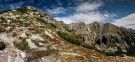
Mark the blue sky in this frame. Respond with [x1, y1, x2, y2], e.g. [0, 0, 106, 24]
[0, 0, 135, 29]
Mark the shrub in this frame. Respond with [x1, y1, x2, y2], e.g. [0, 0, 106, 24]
[0, 17, 6, 21]
[0, 9, 12, 14]
[126, 46, 135, 56]
[57, 31, 82, 45]
[14, 39, 30, 51]
[105, 47, 123, 56]
[36, 17, 47, 24]
[65, 29, 74, 32]
[40, 40, 48, 44]
[82, 43, 95, 49]
[49, 23, 57, 28]
[16, 7, 28, 13]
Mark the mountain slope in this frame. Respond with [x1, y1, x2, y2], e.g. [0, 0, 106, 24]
[0, 6, 96, 62]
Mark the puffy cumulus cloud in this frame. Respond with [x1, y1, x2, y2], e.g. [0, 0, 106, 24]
[112, 13, 135, 30]
[54, 1, 116, 24]
[76, 1, 103, 12]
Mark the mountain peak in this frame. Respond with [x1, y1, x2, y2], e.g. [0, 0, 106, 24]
[91, 22, 100, 24]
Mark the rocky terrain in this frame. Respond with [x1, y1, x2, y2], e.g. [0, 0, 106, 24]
[68, 22, 135, 55]
[0, 6, 135, 62]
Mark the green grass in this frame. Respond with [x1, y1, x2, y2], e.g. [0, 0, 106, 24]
[36, 17, 48, 24]
[57, 31, 82, 45]
[40, 40, 49, 44]
[16, 7, 28, 13]
[49, 23, 57, 28]
[32, 40, 48, 47]
[14, 39, 30, 51]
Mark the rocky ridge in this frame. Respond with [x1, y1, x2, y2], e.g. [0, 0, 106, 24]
[68, 22, 135, 55]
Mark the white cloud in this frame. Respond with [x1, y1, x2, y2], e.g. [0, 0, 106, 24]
[47, 7, 66, 15]
[51, 1, 115, 24]
[112, 13, 135, 29]
[55, 12, 113, 24]
[76, 1, 103, 12]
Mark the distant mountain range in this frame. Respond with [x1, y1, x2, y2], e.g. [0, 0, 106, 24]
[68, 22, 135, 56]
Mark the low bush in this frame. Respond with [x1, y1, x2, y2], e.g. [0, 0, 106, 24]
[36, 17, 48, 24]
[0, 9, 12, 14]
[57, 31, 82, 45]
[14, 39, 30, 51]
[16, 7, 28, 13]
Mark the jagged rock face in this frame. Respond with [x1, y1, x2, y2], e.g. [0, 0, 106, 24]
[68, 22, 135, 55]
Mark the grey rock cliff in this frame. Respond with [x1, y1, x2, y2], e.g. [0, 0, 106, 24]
[68, 22, 135, 55]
